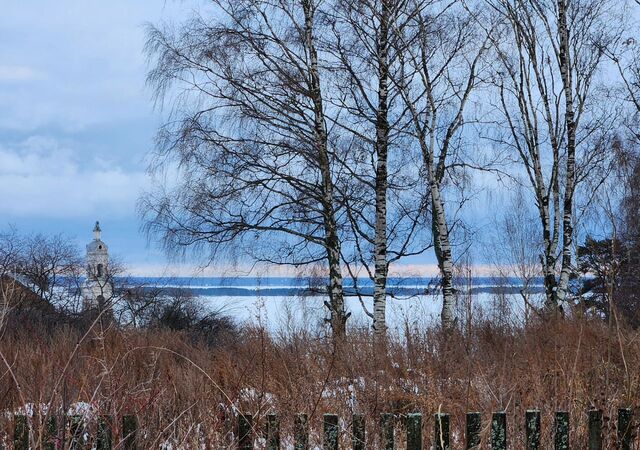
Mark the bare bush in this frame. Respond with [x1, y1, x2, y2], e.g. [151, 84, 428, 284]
[0, 317, 637, 448]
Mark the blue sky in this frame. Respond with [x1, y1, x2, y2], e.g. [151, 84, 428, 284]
[0, 1, 203, 274]
[0, 0, 503, 276]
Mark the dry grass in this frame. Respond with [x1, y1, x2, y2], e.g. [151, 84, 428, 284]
[0, 314, 638, 448]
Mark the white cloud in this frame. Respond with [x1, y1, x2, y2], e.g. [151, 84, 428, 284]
[0, 137, 147, 218]
[0, 1, 195, 132]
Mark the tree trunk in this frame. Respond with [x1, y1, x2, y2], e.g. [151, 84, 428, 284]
[326, 226, 347, 337]
[303, 0, 348, 338]
[538, 194, 559, 309]
[554, 0, 577, 313]
[430, 179, 456, 329]
[373, 0, 390, 337]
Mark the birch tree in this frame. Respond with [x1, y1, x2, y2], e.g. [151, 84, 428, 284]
[141, 0, 350, 338]
[396, 0, 489, 328]
[487, 0, 622, 313]
[327, 0, 430, 335]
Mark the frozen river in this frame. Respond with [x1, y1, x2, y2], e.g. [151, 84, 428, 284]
[129, 276, 547, 333]
[198, 292, 544, 334]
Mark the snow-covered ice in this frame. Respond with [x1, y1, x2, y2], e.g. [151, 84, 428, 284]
[200, 292, 543, 335]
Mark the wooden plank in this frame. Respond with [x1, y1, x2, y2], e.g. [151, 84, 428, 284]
[353, 414, 365, 450]
[97, 415, 113, 450]
[526, 410, 541, 450]
[238, 414, 253, 450]
[13, 415, 28, 450]
[406, 413, 423, 450]
[266, 414, 280, 450]
[434, 413, 450, 450]
[466, 412, 481, 449]
[587, 409, 602, 450]
[381, 413, 395, 450]
[618, 408, 633, 450]
[70, 415, 84, 450]
[122, 415, 138, 450]
[44, 415, 57, 450]
[323, 414, 339, 450]
[491, 412, 507, 450]
[294, 414, 309, 450]
[554, 412, 569, 450]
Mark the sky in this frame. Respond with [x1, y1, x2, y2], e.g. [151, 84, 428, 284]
[0, 1, 508, 277]
[0, 0, 446, 277]
[0, 1, 207, 275]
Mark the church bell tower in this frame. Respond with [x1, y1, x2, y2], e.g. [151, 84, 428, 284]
[82, 221, 113, 310]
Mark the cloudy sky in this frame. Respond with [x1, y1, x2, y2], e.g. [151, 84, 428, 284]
[0, 1, 208, 274]
[1, 1, 505, 277]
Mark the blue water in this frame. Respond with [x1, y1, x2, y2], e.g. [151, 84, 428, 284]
[123, 276, 546, 297]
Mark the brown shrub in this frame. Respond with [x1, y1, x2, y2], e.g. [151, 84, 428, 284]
[0, 315, 637, 448]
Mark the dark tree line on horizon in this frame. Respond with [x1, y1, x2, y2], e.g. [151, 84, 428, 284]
[138, 0, 640, 339]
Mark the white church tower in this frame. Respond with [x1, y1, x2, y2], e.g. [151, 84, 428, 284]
[82, 221, 113, 310]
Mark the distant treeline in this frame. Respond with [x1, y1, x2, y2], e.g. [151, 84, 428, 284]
[135, 283, 550, 298]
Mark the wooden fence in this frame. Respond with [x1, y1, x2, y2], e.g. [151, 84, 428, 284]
[9, 408, 636, 449]
[12, 415, 137, 450]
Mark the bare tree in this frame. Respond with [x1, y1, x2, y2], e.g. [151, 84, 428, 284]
[9, 233, 84, 311]
[141, 0, 352, 338]
[486, 0, 622, 313]
[0, 228, 23, 280]
[326, 0, 430, 335]
[608, 3, 640, 117]
[487, 188, 544, 322]
[395, 0, 490, 328]
[0, 230, 85, 332]
[0, 229, 27, 332]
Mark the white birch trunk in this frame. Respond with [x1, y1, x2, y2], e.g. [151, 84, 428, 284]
[430, 177, 456, 329]
[554, 0, 577, 313]
[303, 0, 347, 338]
[373, 0, 390, 337]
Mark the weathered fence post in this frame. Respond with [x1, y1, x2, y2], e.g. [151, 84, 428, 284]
[44, 415, 57, 450]
[238, 414, 252, 450]
[324, 414, 339, 450]
[353, 414, 365, 450]
[526, 410, 541, 450]
[587, 409, 602, 450]
[294, 414, 309, 450]
[466, 412, 481, 449]
[122, 415, 138, 450]
[381, 413, 395, 450]
[70, 415, 84, 450]
[554, 411, 569, 450]
[434, 413, 450, 450]
[406, 413, 422, 450]
[19, 406, 637, 450]
[618, 408, 633, 450]
[97, 415, 113, 450]
[266, 414, 280, 450]
[491, 412, 507, 450]
[13, 415, 28, 450]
